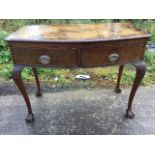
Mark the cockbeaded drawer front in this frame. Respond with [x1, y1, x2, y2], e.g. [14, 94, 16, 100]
[80, 41, 146, 67]
[11, 47, 78, 67]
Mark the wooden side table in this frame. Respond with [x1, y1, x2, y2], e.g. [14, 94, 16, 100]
[6, 23, 150, 122]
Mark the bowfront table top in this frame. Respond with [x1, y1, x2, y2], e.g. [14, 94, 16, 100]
[6, 23, 150, 123]
[6, 23, 150, 42]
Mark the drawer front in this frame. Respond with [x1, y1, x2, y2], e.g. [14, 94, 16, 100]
[81, 44, 145, 66]
[11, 47, 78, 67]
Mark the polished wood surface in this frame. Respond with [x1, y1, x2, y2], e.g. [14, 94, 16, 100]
[9, 39, 147, 67]
[6, 23, 150, 122]
[6, 23, 150, 42]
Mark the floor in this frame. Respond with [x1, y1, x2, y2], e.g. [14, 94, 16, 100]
[0, 84, 155, 135]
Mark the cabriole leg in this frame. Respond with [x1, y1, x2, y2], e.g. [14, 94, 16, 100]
[115, 65, 124, 93]
[13, 65, 34, 123]
[126, 61, 146, 118]
[32, 67, 42, 97]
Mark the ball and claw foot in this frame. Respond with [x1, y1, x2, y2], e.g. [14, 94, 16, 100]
[115, 87, 122, 93]
[125, 109, 135, 119]
[36, 91, 42, 97]
[25, 113, 35, 123]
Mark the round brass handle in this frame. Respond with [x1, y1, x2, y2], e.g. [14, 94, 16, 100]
[39, 55, 51, 64]
[108, 53, 120, 62]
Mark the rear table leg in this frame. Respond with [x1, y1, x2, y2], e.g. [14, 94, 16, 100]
[115, 65, 124, 93]
[32, 67, 42, 97]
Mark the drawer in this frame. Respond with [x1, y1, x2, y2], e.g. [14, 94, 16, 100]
[11, 47, 78, 67]
[81, 44, 145, 66]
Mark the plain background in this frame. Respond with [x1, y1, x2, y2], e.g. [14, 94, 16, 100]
[0, 0, 155, 155]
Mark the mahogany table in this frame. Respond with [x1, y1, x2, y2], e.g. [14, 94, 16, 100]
[6, 23, 150, 123]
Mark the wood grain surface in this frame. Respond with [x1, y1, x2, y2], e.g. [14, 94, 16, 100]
[6, 23, 150, 42]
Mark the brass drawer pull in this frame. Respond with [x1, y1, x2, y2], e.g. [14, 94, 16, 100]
[108, 53, 120, 62]
[39, 55, 51, 64]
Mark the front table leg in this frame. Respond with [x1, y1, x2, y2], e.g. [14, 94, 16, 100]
[13, 65, 34, 123]
[126, 61, 146, 118]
